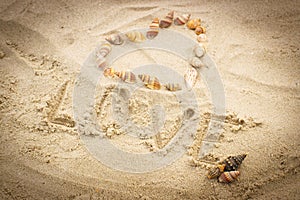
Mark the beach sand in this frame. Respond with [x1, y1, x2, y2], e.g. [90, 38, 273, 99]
[0, 0, 299, 199]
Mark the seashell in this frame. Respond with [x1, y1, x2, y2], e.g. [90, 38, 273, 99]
[103, 67, 115, 77]
[105, 33, 124, 45]
[197, 33, 207, 43]
[189, 57, 205, 68]
[174, 13, 191, 25]
[184, 67, 198, 90]
[165, 83, 182, 91]
[187, 18, 201, 30]
[96, 43, 112, 58]
[207, 164, 226, 179]
[193, 43, 206, 58]
[147, 18, 159, 39]
[115, 71, 136, 83]
[96, 55, 107, 68]
[138, 74, 151, 84]
[195, 26, 206, 35]
[125, 31, 146, 43]
[220, 154, 247, 171]
[159, 10, 174, 28]
[145, 77, 161, 90]
[218, 171, 240, 183]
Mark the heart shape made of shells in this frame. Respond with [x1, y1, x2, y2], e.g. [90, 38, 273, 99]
[95, 11, 209, 91]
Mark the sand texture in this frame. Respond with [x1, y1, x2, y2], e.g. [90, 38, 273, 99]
[0, 0, 299, 199]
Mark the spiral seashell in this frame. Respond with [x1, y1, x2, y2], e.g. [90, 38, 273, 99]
[187, 18, 201, 30]
[220, 154, 247, 171]
[96, 43, 112, 58]
[145, 77, 161, 90]
[184, 67, 198, 90]
[103, 67, 115, 77]
[138, 74, 151, 84]
[189, 57, 205, 68]
[197, 33, 207, 43]
[105, 33, 124, 45]
[165, 83, 182, 91]
[125, 31, 146, 43]
[218, 171, 240, 183]
[207, 164, 226, 179]
[147, 18, 159, 39]
[193, 44, 206, 58]
[174, 13, 191, 25]
[195, 26, 206, 35]
[115, 71, 136, 83]
[159, 10, 174, 28]
[96, 55, 107, 68]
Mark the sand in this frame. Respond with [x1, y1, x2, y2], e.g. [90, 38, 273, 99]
[0, 0, 299, 199]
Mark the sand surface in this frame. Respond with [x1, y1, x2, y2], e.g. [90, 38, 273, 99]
[0, 0, 300, 199]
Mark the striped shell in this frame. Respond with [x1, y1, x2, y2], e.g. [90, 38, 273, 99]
[115, 71, 136, 83]
[126, 31, 146, 43]
[174, 14, 191, 25]
[96, 55, 107, 68]
[165, 83, 182, 91]
[193, 44, 206, 58]
[220, 154, 247, 171]
[195, 26, 206, 35]
[197, 33, 207, 43]
[207, 164, 226, 179]
[189, 57, 205, 68]
[138, 74, 151, 84]
[218, 171, 240, 183]
[96, 43, 112, 58]
[187, 18, 201, 30]
[105, 33, 124, 45]
[103, 68, 115, 77]
[145, 77, 161, 90]
[159, 10, 174, 28]
[147, 18, 159, 39]
[184, 67, 198, 90]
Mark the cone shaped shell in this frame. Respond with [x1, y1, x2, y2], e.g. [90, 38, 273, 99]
[96, 55, 107, 68]
[145, 77, 161, 90]
[126, 31, 146, 42]
[187, 18, 201, 30]
[115, 71, 136, 83]
[184, 67, 198, 90]
[159, 10, 174, 28]
[105, 33, 124, 45]
[218, 171, 240, 183]
[147, 18, 159, 39]
[96, 43, 112, 58]
[221, 154, 247, 171]
[138, 74, 151, 84]
[174, 14, 191, 25]
[165, 83, 182, 91]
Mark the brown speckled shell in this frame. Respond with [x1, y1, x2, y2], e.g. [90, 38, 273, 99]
[207, 164, 226, 179]
[220, 154, 247, 171]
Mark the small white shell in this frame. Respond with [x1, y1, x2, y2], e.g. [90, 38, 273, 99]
[189, 57, 205, 68]
[96, 55, 107, 68]
[184, 67, 198, 90]
[193, 44, 206, 58]
[197, 33, 207, 43]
